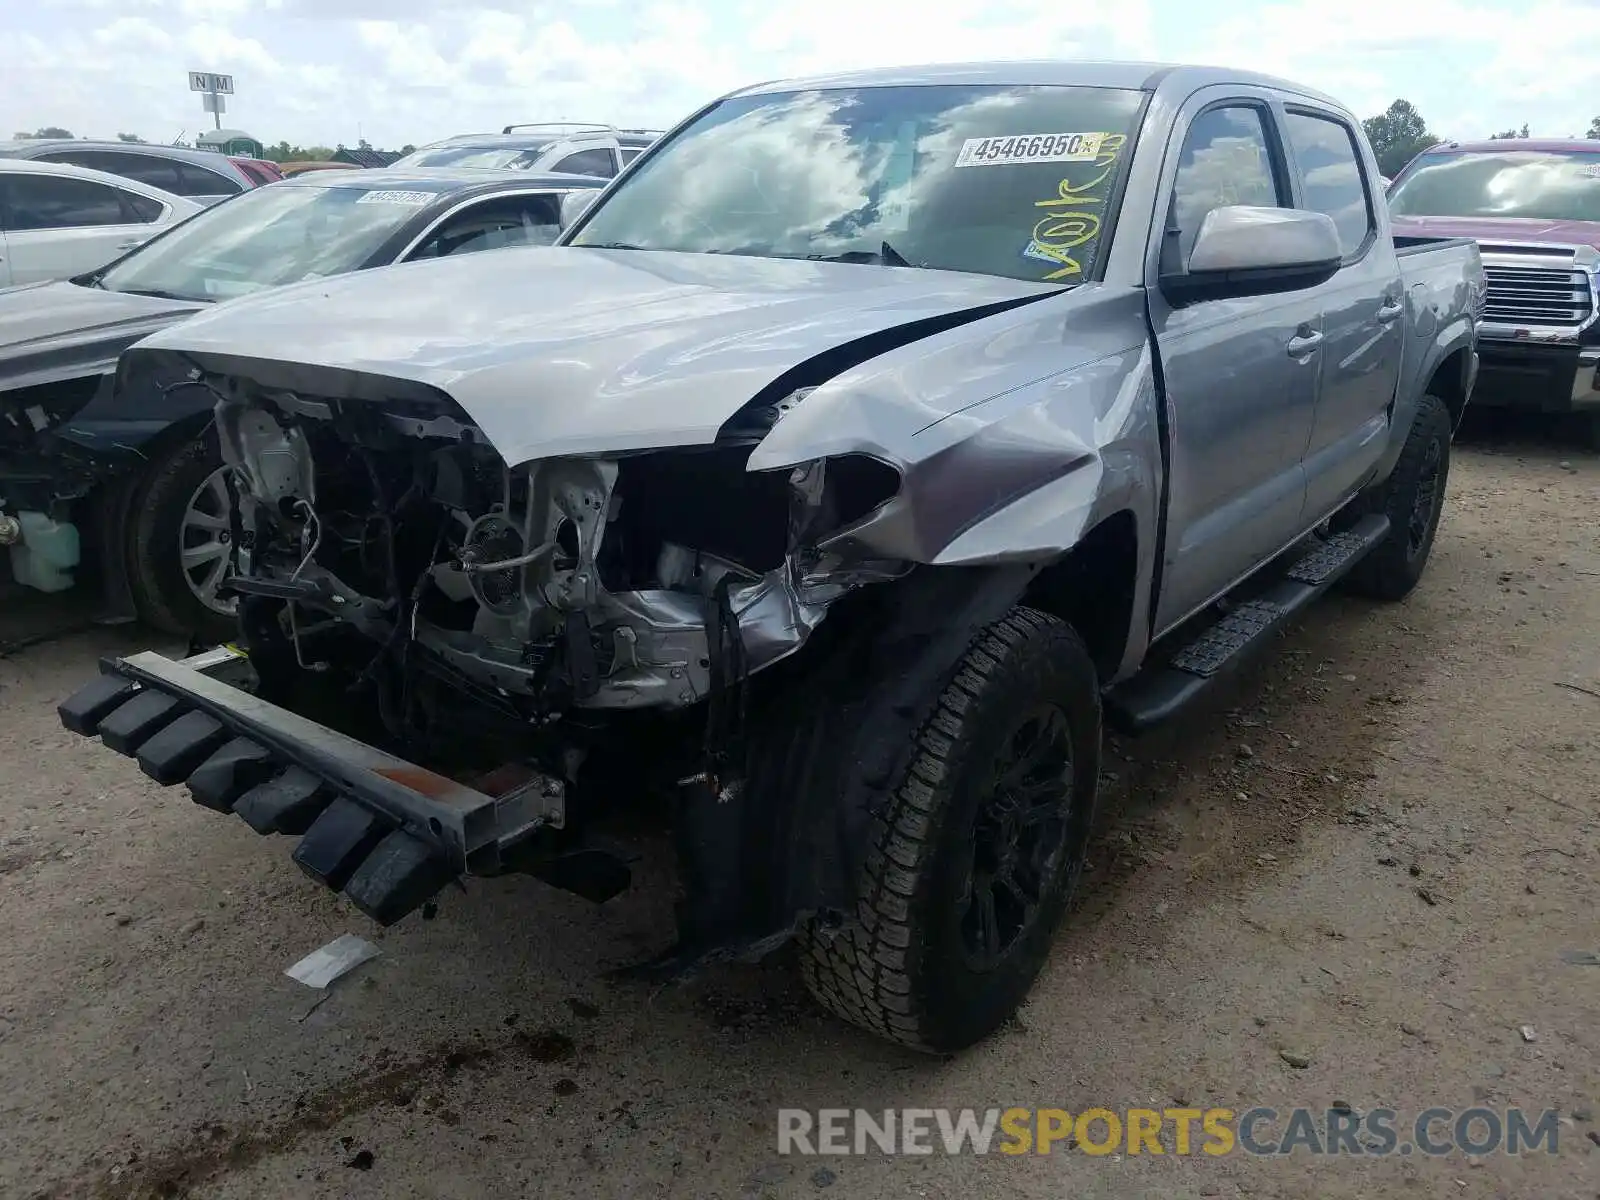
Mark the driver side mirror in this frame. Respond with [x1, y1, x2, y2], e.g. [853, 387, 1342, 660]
[1161, 206, 1342, 306]
[559, 190, 599, 231]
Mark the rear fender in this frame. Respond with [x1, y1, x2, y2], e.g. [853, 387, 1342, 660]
[1373, 307, 1475, 485]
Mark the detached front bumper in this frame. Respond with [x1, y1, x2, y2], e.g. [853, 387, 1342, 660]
[57, 646, 565, 925]
[1474, 338, 1600, 414]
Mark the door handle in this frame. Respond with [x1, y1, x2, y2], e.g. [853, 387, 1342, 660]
[1376, 298, 1404, 322]
[1287, 331, 1324, 357]
[116, 240, 142, 250]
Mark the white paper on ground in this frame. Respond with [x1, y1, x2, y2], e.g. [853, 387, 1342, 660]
[285, 933, 381, 989]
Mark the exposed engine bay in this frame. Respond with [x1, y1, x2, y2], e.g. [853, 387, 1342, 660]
[211, 378, 905, 761]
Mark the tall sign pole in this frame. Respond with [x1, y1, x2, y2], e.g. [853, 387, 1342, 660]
[188, 71, 235, 132]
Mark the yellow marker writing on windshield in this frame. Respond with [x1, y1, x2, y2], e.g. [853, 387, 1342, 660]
[1025, 135, 1126, 280]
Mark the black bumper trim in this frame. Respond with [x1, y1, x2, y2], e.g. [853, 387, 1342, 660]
[57, 648, 565, 926]
[137, 710, 230, 785]
[187, 737, 278, 813]
[58, 675, 139, 736]
[1475, 340, 1593, 414]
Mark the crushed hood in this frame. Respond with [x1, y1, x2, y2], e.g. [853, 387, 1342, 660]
[0, 280, 204, 393]
[1391, 214, 1600, 253]
[128, 247, 1057, 465]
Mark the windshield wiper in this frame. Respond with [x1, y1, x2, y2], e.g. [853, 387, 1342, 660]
[880, 241, 913, 268]
[586, 240, 919, 266]
[112, 287, 194, 301]
[800, 241, 918, 267]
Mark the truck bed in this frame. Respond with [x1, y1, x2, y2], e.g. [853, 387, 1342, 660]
[1394, 235, 1484, 417]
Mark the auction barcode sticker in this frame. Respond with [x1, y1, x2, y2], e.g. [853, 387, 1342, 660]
[955, 132, 1106, 168]
[355, 190, 434, 206]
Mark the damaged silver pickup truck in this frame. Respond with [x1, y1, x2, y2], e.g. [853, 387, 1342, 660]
[59, 62, 1484, 1051]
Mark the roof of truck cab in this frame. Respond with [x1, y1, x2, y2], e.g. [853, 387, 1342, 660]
[733, 60, 1346, 108]
[1417, 138, 1600, 155]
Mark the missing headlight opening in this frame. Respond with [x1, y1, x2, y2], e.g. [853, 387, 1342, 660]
[212, 379, 903, 745]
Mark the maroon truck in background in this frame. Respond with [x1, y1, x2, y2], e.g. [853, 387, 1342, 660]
[1388, 139, 1600, 447]
[228, 156, 285, 186]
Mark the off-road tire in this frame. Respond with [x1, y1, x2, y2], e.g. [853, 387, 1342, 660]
[1341, 392, 1452, 602]
[1582, 412, 1600, 454]
[126, 431, 237, 644]
[795, 607, 1101, 1053]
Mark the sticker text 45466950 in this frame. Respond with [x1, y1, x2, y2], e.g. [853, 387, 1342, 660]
[955, 132, 1107, 168]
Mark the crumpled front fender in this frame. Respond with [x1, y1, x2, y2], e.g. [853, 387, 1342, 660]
[746, 287, 1162, 575]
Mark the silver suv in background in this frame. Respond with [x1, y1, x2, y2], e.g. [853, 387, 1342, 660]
[0, 139, 260, 206]
[611, 128, 664, 167]
[392, 124, 636, 178]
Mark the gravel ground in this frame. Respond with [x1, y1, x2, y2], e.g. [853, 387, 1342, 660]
[0, 436, 1596, 1200]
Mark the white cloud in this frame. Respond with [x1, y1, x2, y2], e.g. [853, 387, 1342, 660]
[90, 17, 174, 54]
[356, 20, 461, 86]
[1193, 0, 1600, 139]
[180, 24, 284, 75]
[6, 0, 1596, 149]
[746, 0, 1154, 77]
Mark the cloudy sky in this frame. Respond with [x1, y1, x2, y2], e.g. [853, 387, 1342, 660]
[9, 0, 1597, 149]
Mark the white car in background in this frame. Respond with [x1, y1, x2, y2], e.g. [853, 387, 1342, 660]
[0, 159, 201, 287]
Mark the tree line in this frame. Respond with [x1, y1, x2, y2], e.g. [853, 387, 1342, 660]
[1362, 103, 1600, 177]
[258, 138, 416, 162]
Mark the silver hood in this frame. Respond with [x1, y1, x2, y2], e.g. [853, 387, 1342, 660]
[127, 246, 1057, 465]
[0, 280, 202, 393]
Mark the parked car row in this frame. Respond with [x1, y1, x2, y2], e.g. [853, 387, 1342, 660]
[0, 167, 607, 636]
[2, 121, 672, 637]
[45, 62, 1487, 1054]
[0, 158, 202, 285]
[0, 137, 265, 204]
[0, 123, 662, 293]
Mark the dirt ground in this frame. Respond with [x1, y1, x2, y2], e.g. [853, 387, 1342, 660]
[0, 428, 1596, 1200]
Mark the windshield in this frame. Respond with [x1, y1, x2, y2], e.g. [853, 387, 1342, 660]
[95, 182, 438, 302]
[390, 144, 549, 170]
[569, 84, 1147, 284]
[1388, 149, 1600, 222]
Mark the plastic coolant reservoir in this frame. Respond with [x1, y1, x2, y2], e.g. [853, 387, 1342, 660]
[9, 511, 81, 593]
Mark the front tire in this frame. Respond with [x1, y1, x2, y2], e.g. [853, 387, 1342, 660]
[796, 608, 1101, 1052]
[1341, 392, 1452, 602]
[1582, 412, 1600, 454]
[126, 432, 239, 644]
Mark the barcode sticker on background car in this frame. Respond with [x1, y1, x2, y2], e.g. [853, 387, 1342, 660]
[355, 190, 434, 206]
[955, 132, 1106, 168]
